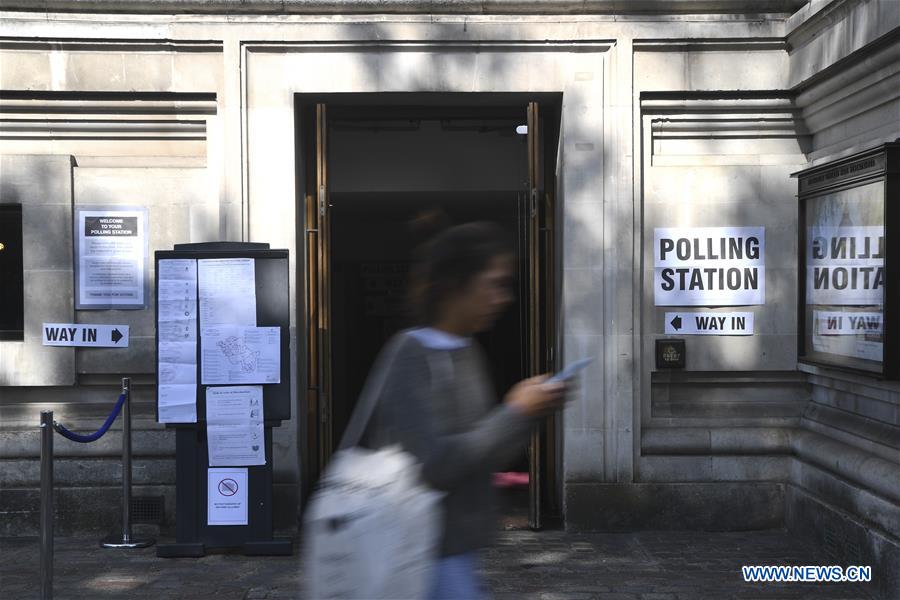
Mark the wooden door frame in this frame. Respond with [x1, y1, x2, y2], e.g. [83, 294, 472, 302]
[296, 93, 563, 519]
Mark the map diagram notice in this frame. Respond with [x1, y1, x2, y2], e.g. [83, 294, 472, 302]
[201, 326, 280, 385]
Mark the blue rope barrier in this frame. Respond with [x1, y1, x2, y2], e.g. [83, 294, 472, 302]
[53, 393, 126, 443]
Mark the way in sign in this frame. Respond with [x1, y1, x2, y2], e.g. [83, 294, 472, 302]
[665, 312, 754, 336]
[42, 323, 130, 347]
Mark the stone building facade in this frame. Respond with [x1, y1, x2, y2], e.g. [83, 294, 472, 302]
[0, 0, 898, 596]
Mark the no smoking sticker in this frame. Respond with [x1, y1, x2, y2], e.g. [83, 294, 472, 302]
[218, 478, 239, 496]
[208, 468, 247, 526]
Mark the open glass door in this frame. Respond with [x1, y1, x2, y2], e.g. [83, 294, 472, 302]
[526, 101, 557, 529]
[299, 96, 560, 521]
[302, 103, 333, 498]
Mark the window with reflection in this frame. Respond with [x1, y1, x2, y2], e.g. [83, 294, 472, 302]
[797, 144, 897, 378]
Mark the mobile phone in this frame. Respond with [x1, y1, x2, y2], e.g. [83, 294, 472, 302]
[546, 358, 594, 384]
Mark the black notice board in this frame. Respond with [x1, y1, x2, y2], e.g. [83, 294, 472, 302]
[154, 242, 293, 557]
[154, 243, 291, 425]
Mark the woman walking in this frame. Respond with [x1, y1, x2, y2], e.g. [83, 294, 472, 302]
[361, 221, 567, 599]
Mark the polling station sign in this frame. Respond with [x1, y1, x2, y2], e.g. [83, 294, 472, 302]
[75, 206, 148, 310]
[806, 226, 884, 306]
[654, 227, 765, 306]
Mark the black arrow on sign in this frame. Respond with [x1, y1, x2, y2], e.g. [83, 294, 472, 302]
[111, 329, 123, 344]
[670, 316, 682, 331]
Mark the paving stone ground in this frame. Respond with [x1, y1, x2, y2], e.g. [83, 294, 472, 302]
[0, 529, 878, 599]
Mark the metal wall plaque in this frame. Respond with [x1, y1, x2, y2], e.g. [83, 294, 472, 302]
[656, 339, 686, 369]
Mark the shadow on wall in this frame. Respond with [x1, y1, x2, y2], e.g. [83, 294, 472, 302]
[0, 155, 74, 386]
[640, 131, 805, 372]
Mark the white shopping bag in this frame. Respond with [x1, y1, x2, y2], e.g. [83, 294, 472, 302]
[302, 445, 443, 599]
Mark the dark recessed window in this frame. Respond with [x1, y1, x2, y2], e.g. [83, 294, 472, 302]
[0, 204, 25, 341]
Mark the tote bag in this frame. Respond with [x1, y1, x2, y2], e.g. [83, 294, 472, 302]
[302, 337, 444, 599]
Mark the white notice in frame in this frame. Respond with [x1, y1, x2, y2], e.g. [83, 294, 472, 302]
[207, 468, 248, 526]
[664, 312, 754, 335]
[654, 227, 765, 306]
[75, 207, 148, 309]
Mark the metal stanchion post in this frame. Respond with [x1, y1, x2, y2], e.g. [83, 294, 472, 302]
[40, 410, 53, 600]
[101, 378, 154, 549]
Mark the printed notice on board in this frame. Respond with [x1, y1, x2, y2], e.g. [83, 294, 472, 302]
[157, 259, 198, 424]
[206, 386, 265, 467]
[75, 207, 148, 309]
[806, 226, 884, 306]
[201, 326, 280, 385]
[207, 467, 248, 526]
[198, 258, 257, 326]
[157, 384, 197, 423]
[654, 227, 765, 306]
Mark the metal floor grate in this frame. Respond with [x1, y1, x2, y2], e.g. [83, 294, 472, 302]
[131, 496, 164, 525]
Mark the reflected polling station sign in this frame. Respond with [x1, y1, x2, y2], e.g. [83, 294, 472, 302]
[654, 227, 765, 306]
[812, 310, 883, 362]
[806, 226, 884, 306]
[814, 310, 883, 335]
[75, 206, 148, 309]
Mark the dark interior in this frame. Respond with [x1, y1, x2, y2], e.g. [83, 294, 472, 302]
[330, 191, 529, 445]
[0, 204, 24, 341]
[327, 110, 535, 499]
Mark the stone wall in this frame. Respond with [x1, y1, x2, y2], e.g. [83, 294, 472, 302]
[0, 4, 897, 596]
[785, 3, 900, 598]
[0, 41, 226, 533]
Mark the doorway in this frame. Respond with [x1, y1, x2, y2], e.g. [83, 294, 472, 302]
[297, 93, 562, 529]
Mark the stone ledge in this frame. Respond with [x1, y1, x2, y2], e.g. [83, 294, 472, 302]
[565, 482, 785, 531]
[0, 482, 298, 536]
[0, 457, 175, 487]
[0, 428, 175, 458]
[0, 0, 809, 16]
[799, 361, 900, 399]
[786, 483, 900, 600]
[0, 484, 175, 537]
[790, 458, 900, 540]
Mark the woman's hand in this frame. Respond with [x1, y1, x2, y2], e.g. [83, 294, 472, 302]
[504, 375, 567, 418]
